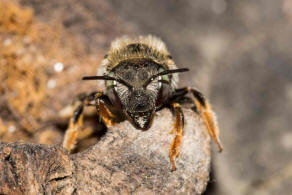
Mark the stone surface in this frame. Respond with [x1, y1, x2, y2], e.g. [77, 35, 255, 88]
[0, 108, 211, 194]
[0, 143, 74, 195]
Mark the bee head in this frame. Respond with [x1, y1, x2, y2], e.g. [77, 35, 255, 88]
[82, 65, 189, 130]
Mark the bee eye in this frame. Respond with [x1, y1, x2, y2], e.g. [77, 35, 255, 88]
[162, 75, 170, 82]
[158, 68, 170, 82]
[105, 72, 115, 87]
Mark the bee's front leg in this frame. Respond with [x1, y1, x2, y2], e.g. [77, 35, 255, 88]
[168, 102, 184, 171]
[62, 91, 117, 152]
[61, 92, 98, 152]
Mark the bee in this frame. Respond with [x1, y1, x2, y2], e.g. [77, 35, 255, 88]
[62, 35, 223, 171]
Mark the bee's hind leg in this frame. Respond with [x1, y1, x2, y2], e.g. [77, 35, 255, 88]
[190, 88, 223, 152]
[171, 87, 223, 152]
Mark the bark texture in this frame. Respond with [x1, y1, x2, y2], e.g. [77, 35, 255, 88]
[0, 108, 211, 195]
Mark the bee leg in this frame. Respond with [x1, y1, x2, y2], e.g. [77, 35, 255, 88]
[62, 103, 84, 152]
[62, 92, 100, 152]
[62, 91, 117, 152]
[172, 87, 223, 152]
[169, 102, 184, 171]
[95, 97, 116, 128]
[190, 88, 223, 152]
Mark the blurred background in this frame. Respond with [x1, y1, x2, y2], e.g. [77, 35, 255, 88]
[1, 0, 292, 194]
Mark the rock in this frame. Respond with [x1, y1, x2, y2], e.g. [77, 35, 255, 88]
[0, 108, 212, 194]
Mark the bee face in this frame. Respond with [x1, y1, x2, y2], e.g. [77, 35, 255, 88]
[106, 59, 162, 130]
[119, 85, 157, 130]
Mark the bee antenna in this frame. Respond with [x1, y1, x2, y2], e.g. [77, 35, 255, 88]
[143, 68, 189, 87]
[82, 75, 132, 88]
[156, 68, 189, 76]
[82, 75, 116, 81]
